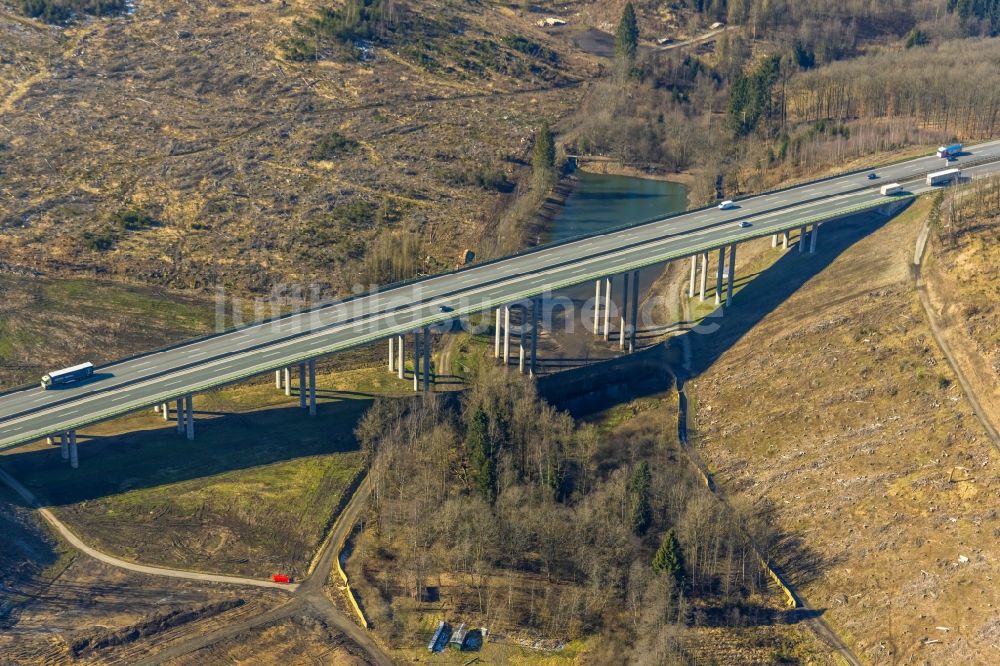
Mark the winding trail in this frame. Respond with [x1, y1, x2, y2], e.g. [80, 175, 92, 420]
[130, 474, 390, 666]
[0, 467, 299, 591]
[0, 465, 391, 665]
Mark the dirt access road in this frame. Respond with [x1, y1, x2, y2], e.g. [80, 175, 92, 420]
[0, 465, 389, 665]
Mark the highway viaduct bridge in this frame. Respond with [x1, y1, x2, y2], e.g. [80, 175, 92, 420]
[3, 140, 1000, 467]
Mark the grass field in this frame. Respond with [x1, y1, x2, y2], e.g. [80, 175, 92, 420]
[0, 274, 218, 388]
[0, 363, 418, 579]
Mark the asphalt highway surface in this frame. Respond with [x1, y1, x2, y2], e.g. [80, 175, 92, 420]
[3, 140, 1000, 451]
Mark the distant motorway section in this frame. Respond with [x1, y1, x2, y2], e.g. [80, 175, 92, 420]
[3, 139, 1000, 452]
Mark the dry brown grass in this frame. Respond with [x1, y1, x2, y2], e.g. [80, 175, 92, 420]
[163, 612, 370, 666]
[923, 194, 1000, 437]
[688, 197, 1000, 664]
[0, 543, 286, 664]
[0, 0, 597, 295]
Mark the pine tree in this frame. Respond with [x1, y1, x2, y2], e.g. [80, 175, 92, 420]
[615, 2, 639, 69]
[652, 528, 685, 586]
[629, 461, 652, 536]
[466, 407, 497, 503]
[532, 122, 556, 187]
[532, 122, 555, 172]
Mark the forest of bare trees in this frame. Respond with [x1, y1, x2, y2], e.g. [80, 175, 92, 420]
[788, 39, 1000, 136]
[568, 3, 1000, 204]
[350, 369, 787, 661]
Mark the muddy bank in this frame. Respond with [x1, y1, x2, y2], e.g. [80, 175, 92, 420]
[530, 175, 579, 238]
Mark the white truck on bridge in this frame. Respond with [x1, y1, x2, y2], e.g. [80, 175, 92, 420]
[879, 183, 903, 196]
[41, 362, 94, 390]
[926, 169, 961, 186]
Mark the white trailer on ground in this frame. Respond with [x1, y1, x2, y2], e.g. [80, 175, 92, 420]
[926, 169, 961, 186]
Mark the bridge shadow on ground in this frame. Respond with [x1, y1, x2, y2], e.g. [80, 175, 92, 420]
[537, 343, 676, 419]
[0, 395, 391, 508]
[668, 204, 903, 379]
[654, 207, 904, 618]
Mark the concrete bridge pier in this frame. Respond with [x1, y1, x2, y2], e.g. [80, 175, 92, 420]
[628, 269, 639, 353]
[69, 430, 78, 469]
[798, 226, 808, 253]
[308, 359, 317, 416]
[517, 306, 526, 374]
[494, 308, 502, 358]
[176, 399, 184, 434]
[726, 244, 737, 307]
[619, 272, 630, 351]
[503, 306, 512, 367]
[162, 403, 170, 421]
[284, 367, 291, 397]
[715, 247, 726, 306]
[593, 279, 602, 335]
[771, 234, 778, 248]
[60, 432, 68, 460]
[699, 252, 708, 301]
[689, 256, 697, 297]
[275, 370, 282, 389]
[388, 336, 395, 373]
[422, 326, 431, 393]
[298, 362, 307, 409]
[530, 297, 541, 376]
[603, 277, 613, 341]
[413, 329, 420, 391]
[810, 223, 820, 253]
[185, 395, 194, 441]
[782, 231, 790, 250]
[397, 335, 405, 380]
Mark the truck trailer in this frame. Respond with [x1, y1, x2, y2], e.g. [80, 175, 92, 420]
[880, 183, 903, 196]
[926, 169, 961, 186]
[936, 143, 962, 159]
[41, 362, 94, 389]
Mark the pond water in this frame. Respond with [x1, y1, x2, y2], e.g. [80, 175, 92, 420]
[544, 170, 688, 244]
[543, 171, 688, 303]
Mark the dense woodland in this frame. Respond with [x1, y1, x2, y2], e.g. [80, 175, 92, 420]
[352, 369, 787, 662]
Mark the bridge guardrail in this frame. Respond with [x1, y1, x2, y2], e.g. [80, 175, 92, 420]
[0, 195, 912, 450]
[3, 145, 992, 402]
